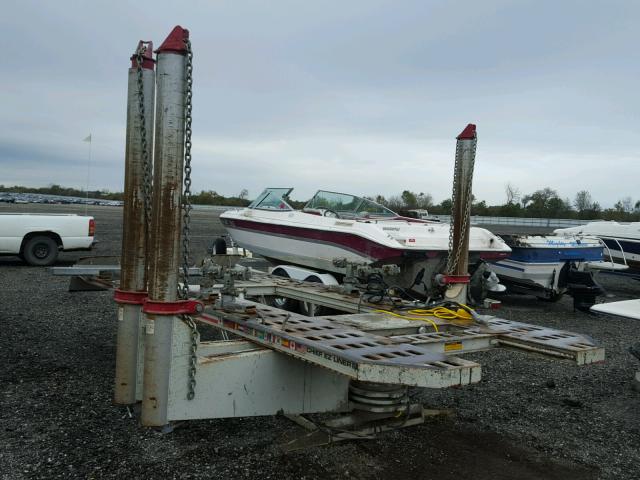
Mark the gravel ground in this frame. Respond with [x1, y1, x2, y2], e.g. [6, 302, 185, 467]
[1, 204, 639, 480]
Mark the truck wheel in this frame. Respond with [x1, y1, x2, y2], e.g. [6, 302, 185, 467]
[23, 236, 59, 266]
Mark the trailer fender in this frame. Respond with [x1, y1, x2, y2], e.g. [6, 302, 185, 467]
[270, 265, 339, 286]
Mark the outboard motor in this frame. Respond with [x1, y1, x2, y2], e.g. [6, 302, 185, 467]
[468, 262, 506, 306]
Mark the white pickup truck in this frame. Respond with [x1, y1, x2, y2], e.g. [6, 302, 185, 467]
[0, 214, 95, 266]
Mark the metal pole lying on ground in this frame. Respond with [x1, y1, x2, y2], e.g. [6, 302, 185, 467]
[114, 42, 155, 405]
[141, 26, 190, 427]
[445, 124, 477, 303]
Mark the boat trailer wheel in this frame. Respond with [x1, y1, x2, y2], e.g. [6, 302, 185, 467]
[265, 268, 300, 312]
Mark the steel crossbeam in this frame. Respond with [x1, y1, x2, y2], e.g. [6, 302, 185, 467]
[51, 265, 202, 276]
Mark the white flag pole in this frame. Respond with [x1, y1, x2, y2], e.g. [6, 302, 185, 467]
[84, 134, 92, 215]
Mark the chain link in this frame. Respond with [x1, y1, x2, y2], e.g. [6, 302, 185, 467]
[446, 140, 461, 272]
[446, 137, 477, 274]
[135, 45, 153, 237]
[183, 314, 199, 400]
[179, 38, 194, 300]
[179, 38, 198, 401]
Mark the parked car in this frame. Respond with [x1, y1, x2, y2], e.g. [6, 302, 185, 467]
[0, 214, 95, 265]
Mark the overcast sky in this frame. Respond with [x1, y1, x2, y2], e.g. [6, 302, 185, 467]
[0, 0, 638, 206]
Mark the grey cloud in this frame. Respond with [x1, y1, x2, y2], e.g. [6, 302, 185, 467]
[0, 0, 638, 206]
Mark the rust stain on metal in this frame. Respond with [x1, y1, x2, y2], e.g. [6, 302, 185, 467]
[120, 69, 154, 291]
[149, 179, 182, 301]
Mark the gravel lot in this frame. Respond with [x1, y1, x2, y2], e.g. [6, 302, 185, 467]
[1, 204, 639, 480]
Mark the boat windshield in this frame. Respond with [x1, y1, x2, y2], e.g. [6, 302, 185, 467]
[304, 190, 397, 218]
[248, 188, 294, 211]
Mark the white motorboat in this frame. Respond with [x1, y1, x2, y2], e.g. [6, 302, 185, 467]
[555, 221, 640, 270]
[490, 234, 604, 309]
[220, 188, 511, 297]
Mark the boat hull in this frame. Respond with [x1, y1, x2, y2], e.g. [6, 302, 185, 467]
[491, 241, 603, 297]
[224, 221, 448, 293]
[225, 222, 373, 272]
[554, 222, 640, 270]
[222, 215, 505, 297]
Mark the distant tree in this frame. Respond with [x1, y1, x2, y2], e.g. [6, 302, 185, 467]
[574, 190, 594, 212]
[416, 192, 433, 210]
[436, 198, 453, 214]
[505, 183, 521, 205]
[547, 197, 572, 217]
[522, 188, 562, 217]
[191, 190, 221, 205]
[401, 190, 418, 209]
[499, 201, 522, 217]
[612, 197, 633, 214]
[386, 195, 404, 212]
[472, 200, 489, 216]
[238, 189, 249, 200]
[375, 195, 387, 205]
[574, 190, 604, 219]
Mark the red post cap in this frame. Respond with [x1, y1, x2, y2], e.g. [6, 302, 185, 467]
[456, 124, 477, 140]
[130, 41, 155, 70]
[156, 25, 189, 54]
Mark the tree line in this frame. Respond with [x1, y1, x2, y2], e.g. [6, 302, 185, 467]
[0, 184, 123, 201]
[372, 184, 640, 222]
[3, 184, 639, 221]
[0, 185, 253, 206]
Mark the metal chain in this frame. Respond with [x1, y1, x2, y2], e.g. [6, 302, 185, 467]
[446, 140, 462, 272]
[179, 38, 194, 300]
[135, 45, 153, 236]
[179, 38, 198, 401]
[446, 137, 477, 273]
[183, 314, 199, 400]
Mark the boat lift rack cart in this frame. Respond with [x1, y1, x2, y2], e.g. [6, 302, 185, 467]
[107, 26, 604, 432]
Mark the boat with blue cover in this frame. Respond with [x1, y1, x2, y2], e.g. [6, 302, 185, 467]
[490, 234, 604, 310]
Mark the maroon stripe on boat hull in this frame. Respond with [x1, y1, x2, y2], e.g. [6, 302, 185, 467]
[479, 251, 510, 260]
[224, 218, 431, 262]
[223, 217, 509, 262]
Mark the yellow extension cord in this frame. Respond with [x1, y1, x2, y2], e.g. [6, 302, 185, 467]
[374, 305, 474, 332]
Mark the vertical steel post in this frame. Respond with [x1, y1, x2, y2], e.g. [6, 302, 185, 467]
[141, 26, 190, 427]
[445, 124, 477, 302]
[114, 43, 155, 405]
